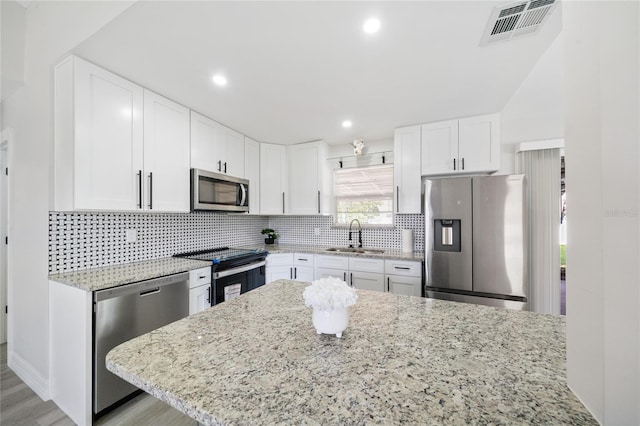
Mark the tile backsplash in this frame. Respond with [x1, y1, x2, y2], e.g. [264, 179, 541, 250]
[48, 212, 268, 274]
[268, 214, 424, 251]
[49, 212, 424, 273]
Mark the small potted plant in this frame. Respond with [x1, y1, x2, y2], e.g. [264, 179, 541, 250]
[261, 228, 278, 245]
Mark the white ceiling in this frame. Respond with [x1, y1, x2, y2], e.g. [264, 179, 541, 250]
[73, 1, 562, 146]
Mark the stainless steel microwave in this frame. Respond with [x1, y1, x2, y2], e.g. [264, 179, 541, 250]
[191, 168, 249, 212]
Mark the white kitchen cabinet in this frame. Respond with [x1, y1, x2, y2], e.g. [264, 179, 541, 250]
[221, 125, 245, 177]
[287, 141, 332, 215]
[190, 111, 221, 173]
[385, 275, 422, 297]
[393, 126, 422, 214]
[55, 56, 144, 211]
[244, 136, 261, 214]
[266, 253, 294, 283]
[421, 113, 500, 176]
[260, 143, 288, 214]
[315, 267, 348, 282]
[349, 257, 385, 292]
[315, 254, 349, 281]
[458, 114, 500, 173]
[384, 259, 422, 297]
[189, 267, 211, 315]
[315, 255, 385, 292]
[293, 253, 314, 282]
[190, 111, 245, 177]
[143, 90, 190, 212]
[54, 56, 190, 212]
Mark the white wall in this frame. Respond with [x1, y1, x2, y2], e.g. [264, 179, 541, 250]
[565, 2, 640, 424]
[0, 0, 27, 100]
[0, 0, 134, 399]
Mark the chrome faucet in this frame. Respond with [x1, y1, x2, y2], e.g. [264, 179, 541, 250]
[348, 219, 362, 248]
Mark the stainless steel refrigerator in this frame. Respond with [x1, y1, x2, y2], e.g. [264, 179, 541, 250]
[424, 175, 528, 310]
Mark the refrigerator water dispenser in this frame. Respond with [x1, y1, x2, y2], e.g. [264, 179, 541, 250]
[434, 219, 461, 252]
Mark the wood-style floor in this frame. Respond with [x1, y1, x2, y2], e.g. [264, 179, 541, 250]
[0, 343, 195, 425]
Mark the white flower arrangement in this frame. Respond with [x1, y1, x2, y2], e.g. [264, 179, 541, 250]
[303, 276, 358, 311]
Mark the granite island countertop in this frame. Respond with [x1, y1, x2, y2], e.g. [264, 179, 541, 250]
[106, 280, 595, 425]
[49, 257, 211, 292]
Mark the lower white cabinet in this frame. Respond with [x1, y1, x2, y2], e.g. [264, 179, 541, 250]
[189, 267, 211, 315]
[351, 271, 385, 292]
[293, 253, 314, 282]
[266, 253, 316, 282]
[384, 259, 422, 297]
[315, 255, 386, 292]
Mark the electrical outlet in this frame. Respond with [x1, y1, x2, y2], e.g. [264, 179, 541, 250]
[125, 229, 137, 243]
[314, 227, 321, 236]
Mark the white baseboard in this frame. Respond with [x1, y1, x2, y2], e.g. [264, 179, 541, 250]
[8, 350, 50, 401]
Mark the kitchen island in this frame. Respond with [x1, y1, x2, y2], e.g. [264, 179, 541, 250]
[106, 280, 594, 425]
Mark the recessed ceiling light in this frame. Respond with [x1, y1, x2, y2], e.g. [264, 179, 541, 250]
[342, 120, 353, 128]
[363, 18, 381, 34]
[212, 74, 227, 87]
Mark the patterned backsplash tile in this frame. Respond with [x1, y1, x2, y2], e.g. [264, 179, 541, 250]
[49, 212, 425, 273]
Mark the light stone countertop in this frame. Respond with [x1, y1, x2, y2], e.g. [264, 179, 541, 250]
[106, 280, 595, 425]
[48, 257, 211, 292]
[242, 243, 425, 262]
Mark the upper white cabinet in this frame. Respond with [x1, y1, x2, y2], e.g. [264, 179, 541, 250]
[54, 56, 189, 212]
[244, 136, 261, 214]
[260, 143, 287, 215]
[421, 113, 500, 176]
[287, 141, 332, 215]
[221, 125, 245, 177]
[143, 90, 190, 212]
[393, 126, 422, 214]
[190, 111, 245, 177]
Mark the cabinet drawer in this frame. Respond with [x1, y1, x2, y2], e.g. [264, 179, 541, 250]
[266, 253, 294, 266]
[384, 259, 422, 277]
[294, 253, 314, 267]
[315, 254, 349, 270]
[315, 267, 348, 282]
[189, 267, 211, 289]
[349, 257, 384, 273]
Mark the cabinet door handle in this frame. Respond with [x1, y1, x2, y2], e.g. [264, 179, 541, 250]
[394, 266, 411, 270]
[198, 275, 207, 279]
[350, 273, 353, 286]
[282, 192, 285, 214]
[453, 158, 456, 171]
[462, 158, 465, 170]
[148, 172, 153, 209]
[217, 160, 222, 172]
[224, 162, 227, 174]
[387, 277, 390, 292]
[137, 170, 142, 209]
[206, 287, 211, 304]
[294, 267, 297, 279]
[298, 258, 308, 262]
[396, 186, 399, 213]
[318, 190, 321, 214]
[343, 272, 346, 281]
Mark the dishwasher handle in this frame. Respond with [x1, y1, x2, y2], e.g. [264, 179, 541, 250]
[94, 272, 189, 302]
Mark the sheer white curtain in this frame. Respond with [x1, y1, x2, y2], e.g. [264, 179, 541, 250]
[518, 148, 561, 314]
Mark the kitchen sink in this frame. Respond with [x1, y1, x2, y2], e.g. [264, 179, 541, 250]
[325, 247, 385, 254]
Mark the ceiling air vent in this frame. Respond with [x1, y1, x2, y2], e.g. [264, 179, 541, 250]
[480, 0, 557, 45]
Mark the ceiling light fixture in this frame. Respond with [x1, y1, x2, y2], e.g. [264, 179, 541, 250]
[363, 18, 381, 34]
[212, 74, 227, 87]
[342, 120, 353, 128]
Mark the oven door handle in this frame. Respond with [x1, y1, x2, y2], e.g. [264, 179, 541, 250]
[214, 260, 266, 279]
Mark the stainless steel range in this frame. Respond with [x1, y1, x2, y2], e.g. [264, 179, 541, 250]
[174, 247, 268, 305]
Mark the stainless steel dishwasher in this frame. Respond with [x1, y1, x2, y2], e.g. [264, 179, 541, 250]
[93, 272, 189, 416]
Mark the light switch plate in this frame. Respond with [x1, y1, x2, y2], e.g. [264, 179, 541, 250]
[125, 229, 137, 243]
